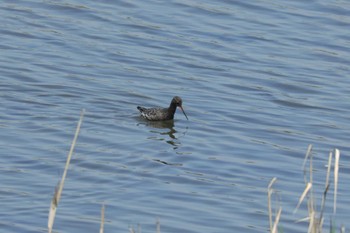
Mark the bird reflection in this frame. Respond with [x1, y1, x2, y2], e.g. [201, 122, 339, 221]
[137, 119, 189, 167]
[147, 120, 176, 138]
[138, 119, 183, 149]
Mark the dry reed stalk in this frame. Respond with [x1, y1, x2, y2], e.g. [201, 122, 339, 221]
[307, 211, 315, 233]
[48, 109, 85, 233]
[100, 204, 105, 233]
[271, 207, 282, 233]
[319, 182, 330, 229]
[325, 151, 333, 189]
[319, 151, 332, 228]
[301, 145, 315, 226]
[129, 224, 141, 233]
[341, 225, 345, 233]
[334, 149, 340, 214]
[301, 145, 319, 232]
[270, 146, 342, 233]
[156, 219, 161, 233]
[268, 177, 277, 232]
[307, 145, 315, 218]
[295, 182, 312, 213]
[302, 144, 313, 183]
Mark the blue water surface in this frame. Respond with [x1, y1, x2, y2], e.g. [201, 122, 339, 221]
[1, 0, 350, 232]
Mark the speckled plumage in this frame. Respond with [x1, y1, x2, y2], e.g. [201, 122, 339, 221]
[137, 96, 188, 121]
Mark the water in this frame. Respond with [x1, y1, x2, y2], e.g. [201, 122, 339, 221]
[1, 0, 350, 232]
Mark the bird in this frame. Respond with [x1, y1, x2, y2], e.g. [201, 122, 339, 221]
[137, 96, 189, 121]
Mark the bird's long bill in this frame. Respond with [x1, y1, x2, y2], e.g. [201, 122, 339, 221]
[178, 106, 189, 120]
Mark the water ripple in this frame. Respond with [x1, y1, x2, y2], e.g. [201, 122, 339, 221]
[1, 0, 350, 232]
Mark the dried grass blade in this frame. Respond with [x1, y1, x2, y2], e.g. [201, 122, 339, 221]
[334, 149, 340, 214]
[47, 109, 85, 233]
[100, 204, 105, 233]
[295, 182, 312, 213]
[302, 144, 313, 184]
[268, 177, 277, 233]
[318, 182, 329, 229]
[295, 216, 310, 223]
[303, 144, 313, 169]
[319, 151, 333, 228]
[341, 225, 345, 233]
[272, 207, 282, 233]
[156, 219, 161, 233]
[325, 151, 333, 189]
[48, 183, 59, 233]
[307, 211, 315, 233]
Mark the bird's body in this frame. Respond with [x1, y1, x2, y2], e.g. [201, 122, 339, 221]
[137, 96, 188, 121]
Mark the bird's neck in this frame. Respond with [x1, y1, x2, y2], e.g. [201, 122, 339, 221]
[168, 102, 177, 115]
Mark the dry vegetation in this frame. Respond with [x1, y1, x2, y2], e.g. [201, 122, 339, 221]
[48, 109, 85, 233]
[268, 145, 344, 233]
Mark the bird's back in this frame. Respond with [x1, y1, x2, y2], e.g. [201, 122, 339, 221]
[137, 106, 171, 121]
